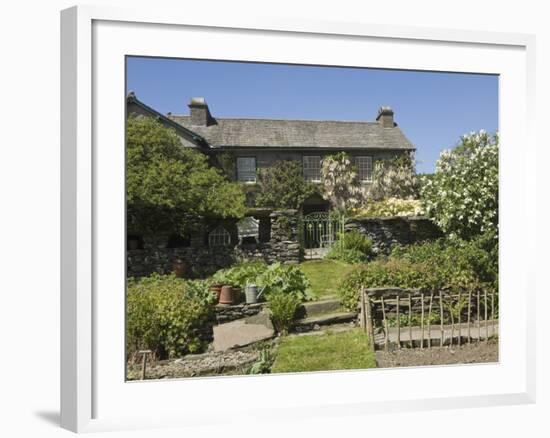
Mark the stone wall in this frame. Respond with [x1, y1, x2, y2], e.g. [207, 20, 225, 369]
[214, 303, 265, 324]
[345, 216, 442, 255]
[127, 210, 302, 278]
[127, 246, 237, 279]
[235, 209, 300, 264]
[234, 209, 300, 264]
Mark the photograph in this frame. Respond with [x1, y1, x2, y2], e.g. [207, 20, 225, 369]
[124, 57, 499, 380]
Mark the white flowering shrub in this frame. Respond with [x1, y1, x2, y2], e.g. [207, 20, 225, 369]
[366, 154, 418, 201]
[420, 130, 498, 240]
[320, 152, 364, 213]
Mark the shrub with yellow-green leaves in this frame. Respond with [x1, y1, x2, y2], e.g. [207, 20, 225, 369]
[126, 274, 216, 361]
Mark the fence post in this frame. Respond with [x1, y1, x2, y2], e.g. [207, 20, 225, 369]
[360, 288, 367, 332]
[364, 292, 376, 351]
[477, 290, 481, 343]
[139, 350, 152, 380]
[483, 288, 489, 342]
[396, 295, 401, 349]
[428, 292, 433, 348]
[439, 291, 444, 348]
[408, 293, 413, 348]
[381, 296, 389, 351]
[420, 292, 425, 349]
[491, 289, 496, 336]
[458, 291, 462, 347]
[467, 290, 472, 344]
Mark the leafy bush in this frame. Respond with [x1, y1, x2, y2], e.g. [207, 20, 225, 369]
[210, 261, 268, 287]
[326, 247, 368, 264]
[326, 230, 373, 263]
[391, 233, 498, 291]
[352, 198, 425, 218]
[256, 263, 313, 301]
[337, 244, 493, 312]
[340, 230, 373, 254]
[210, 262, 313, 301]
[338, 259, 430, 311]
[267, 290, 302, 334]
[256, 160, 317, 209]
[126, 274, 215, 360]
[338, 232, 498, 312]
[420, 130, 498, 240]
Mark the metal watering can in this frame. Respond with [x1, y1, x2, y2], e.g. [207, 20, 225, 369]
[244, 284, 266, 304]
[245, 276, 283, 304]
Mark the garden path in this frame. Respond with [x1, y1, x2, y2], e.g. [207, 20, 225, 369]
[213, 311, 275, 352]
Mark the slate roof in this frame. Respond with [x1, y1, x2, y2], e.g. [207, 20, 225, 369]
[167, 115, 415, 150]
[126, 93, 209, 148]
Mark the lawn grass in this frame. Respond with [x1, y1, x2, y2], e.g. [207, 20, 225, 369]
[300, 259, 355, 299]
[271, 329, 377, 373]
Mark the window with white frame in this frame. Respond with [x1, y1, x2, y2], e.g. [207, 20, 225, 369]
[236, 157, 256, 182]
[208, 225, 231, 247]
[356, 156, 373, 183]
[303, 155, 322, 182]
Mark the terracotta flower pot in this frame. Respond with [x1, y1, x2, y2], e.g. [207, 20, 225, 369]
[173, 259, 186, 278]
[232, 286, 242, 304]
[210, 284, 223, 301]
[219, 285, 234, 305]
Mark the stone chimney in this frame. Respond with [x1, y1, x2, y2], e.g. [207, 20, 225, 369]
[376, 106, 394, 128]
[188, 97, 213, 126]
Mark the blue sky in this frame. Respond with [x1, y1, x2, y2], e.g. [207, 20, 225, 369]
[126, 57, 498, 174]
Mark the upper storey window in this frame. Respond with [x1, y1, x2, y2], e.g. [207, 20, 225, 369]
[356, 156, 373, 183]
[303, 156, 321, 182]
[236, 157, 256, 182]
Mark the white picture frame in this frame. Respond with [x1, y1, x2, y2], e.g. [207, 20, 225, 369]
[60, 5, 537, 433]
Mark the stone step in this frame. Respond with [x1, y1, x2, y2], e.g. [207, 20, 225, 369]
[298, 298, 342, 318]
[294, 311, 358, 332]
[213, 312, 275, 352]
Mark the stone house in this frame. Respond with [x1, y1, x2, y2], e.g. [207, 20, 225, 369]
[126, 93, 422, 276]
[128, 93, 415, 211]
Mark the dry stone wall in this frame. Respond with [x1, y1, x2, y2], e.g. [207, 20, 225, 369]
[346, 216, 442, 255]
[127, 210, 301, 278]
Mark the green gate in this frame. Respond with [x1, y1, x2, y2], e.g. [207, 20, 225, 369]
[301, 211, 344, 250]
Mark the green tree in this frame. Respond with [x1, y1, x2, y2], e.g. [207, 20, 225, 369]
[211, 152, 236, 180]
[126, 115, 246, 235]
[255, 160, 317, 209]
[420, 130, 498, 240]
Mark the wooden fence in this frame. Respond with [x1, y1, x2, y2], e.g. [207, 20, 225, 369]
[359, 287, 498, 350]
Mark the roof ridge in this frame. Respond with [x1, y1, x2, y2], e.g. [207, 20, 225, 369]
[168, 114, 380, 124]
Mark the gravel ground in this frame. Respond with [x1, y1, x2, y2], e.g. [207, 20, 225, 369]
[375, 339, 498, 368]
[127, 349, 262, 380]
[128, 337, 498, 380]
